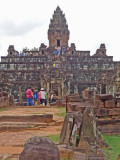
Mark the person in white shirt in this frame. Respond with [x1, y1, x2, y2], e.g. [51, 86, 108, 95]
[40, 88, 46, 106]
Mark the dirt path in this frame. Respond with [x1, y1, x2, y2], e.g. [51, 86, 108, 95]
[0, 106, 65, 160]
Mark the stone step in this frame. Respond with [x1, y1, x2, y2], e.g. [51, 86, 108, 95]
[0, 122, 49, 132]
[0, 114, 53, 123]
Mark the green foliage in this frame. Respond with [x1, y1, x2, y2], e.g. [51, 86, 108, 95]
[56, 112, 66, 117]
[0, 108, 7, 112]
[60, 158, 68, 160]
[76, 134, 80, 145]
[102, 134, 120, 160]
[56, 107, 66, 111]
[46, 134, 60, 143]
[33, 112, 39, 114]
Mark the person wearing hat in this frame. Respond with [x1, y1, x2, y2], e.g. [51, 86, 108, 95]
[39, 88, 46, 106]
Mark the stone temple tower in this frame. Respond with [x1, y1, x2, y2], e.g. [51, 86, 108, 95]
[48, 6, 70, 48]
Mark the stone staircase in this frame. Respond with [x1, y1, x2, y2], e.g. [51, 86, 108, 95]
[0, 114, 53, 132]
[0, 106, 64, 160]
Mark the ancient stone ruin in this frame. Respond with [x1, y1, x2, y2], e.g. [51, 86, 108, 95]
[0, 6, 120, 160]
[59, 104, 106, 159]
[19, 137, 60, 160]
[0, 6, 120, 105]
[0, 90, 14, 108]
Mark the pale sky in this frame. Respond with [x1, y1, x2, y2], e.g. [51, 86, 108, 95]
[0, 0, 120, 61]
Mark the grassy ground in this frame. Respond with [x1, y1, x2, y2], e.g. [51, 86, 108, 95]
[56, 107, 66, 117]
[0, 108, 8, 112]
[46, 134, 60, 143]
[102, 134, 120, 160]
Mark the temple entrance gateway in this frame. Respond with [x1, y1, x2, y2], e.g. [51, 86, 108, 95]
[57, 40, 60, 47]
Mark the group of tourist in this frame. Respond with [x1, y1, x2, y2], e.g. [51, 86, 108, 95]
[54, 46, 69, 60]
[25, 87, 53, 106]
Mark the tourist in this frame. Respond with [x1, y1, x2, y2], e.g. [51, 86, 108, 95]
[33, 88, 38, 106]
[39, 88, 46, 106]
[25, 87, 34, 106]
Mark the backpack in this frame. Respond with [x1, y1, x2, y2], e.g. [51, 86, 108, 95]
[38, 91, 41, 100]
[33, 91, 38, 99]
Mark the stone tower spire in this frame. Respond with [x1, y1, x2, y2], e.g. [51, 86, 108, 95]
[48, 6, 70, 48]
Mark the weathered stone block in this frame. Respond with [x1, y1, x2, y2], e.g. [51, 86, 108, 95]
[98, 123, 120, 134]
[19, 136, 60, 160]
[2, 92, 8, 97]
[95, 100, 105, 108]
[82, 91, 86, 100]
[60, 111, 82, 146]
[9, 95, 14, 105]
[105, 99, 115, 108]
[58, 145, 73, 160]
[116, 102, 120, 107]
[82, 90, 94, 101]
[97, 108, 120, 117]
[117, 154, 120, 160]
[73, 151, 86, 160]
[99, 94, 113, 100]
[78, 106, 97, 153]
[67, 104, 78, 111]
[88, 153, 105, 160]
[0, 92, 3, 97]
[67, 94, 80, 102]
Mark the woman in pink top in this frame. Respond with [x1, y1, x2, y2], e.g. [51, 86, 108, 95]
[26, 87, 34, 106]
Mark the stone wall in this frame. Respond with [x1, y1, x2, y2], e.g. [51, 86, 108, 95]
[0, 45, 118, 103]
[81, 89, 120, 134]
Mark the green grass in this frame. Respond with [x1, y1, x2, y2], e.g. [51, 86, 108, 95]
[102, 134, 120, 160]
[0, 108, 8, 112]
[56, 107, 66, 117]
[56, 112, 66, 117]
[46, 134, 60, 143]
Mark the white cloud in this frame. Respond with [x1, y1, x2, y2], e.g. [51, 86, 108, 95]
[0, 19, 43, 36]
[0, 0, 120, 61]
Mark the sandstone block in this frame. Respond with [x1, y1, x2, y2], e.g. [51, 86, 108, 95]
[73, 151, 86, 160]
[105, 100, 115, 108]
[95, 100, 105, 108]
[2, 92, 8, 97]
[0, 92, 3, 97]
[99, 94, 113, 100]
[116, 103, 120, 107]
[97, 108, 120, 117]
[117, 154, 120, 160]
[58, 145, 73, 160]
[78, 106, 97, 153]
[60, 111, 82, 146]
[19, 136, 60, 160]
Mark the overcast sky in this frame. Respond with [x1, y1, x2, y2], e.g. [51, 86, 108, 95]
[0, 0, 120, 61]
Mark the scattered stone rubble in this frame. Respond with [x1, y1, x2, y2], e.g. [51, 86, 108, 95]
[82, 89, 120, 134]
[59, 105, 105, 160]
[66, 90, 120, 135]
